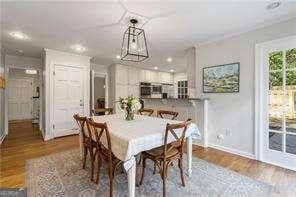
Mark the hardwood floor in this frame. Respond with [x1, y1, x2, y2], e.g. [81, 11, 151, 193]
[1, 121, 295, 196]
[0, 121, 79, 188]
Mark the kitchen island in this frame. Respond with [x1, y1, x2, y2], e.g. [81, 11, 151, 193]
[141, 98, 209, 147]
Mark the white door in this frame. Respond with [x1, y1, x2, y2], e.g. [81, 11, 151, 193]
[260, 36, 296, 171]
[53, 65, 84, 137]
[8, 78, 33, 120]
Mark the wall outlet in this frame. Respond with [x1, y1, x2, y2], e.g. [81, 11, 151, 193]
[217, 134, 224, 140]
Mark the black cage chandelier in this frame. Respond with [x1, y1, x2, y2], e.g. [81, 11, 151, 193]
[121, 19, 149, 62]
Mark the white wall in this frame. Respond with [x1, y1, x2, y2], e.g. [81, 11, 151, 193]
[91, 63, 108, 74]
[44, 49, 91, 140]
[5, 54, 42, 69]
[196, 18, 296, 158]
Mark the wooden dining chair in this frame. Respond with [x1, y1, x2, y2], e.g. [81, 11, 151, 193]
[138, 108, 154, 116]
[73, 114, 96, 181]
[157, 110, 179, 120]
[92, 108, 114, 116]
[86, 118, 123, 197]
[138, 119, 191, 197]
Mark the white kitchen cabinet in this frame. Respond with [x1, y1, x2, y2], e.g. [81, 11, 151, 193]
[115, 65, 128, 85]
[115, 84, 128, 98]
[160, 72, 173, 84]
[146, 70, 158, 83]
[128, 85, 140, 98]
[128, 67, 139, 85]
[139, 70, 147, 82]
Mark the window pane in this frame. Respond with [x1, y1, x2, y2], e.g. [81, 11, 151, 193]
[269, 51, 283, 71]
[269, 132, 282, 151]
[286, 48, 296, 69]
[285, 51, 296, 133]
[269, 71, 283, 87]
[269, 87, 283, 132]
[286, 134, 296, 155]
[286, 70, 296, 86]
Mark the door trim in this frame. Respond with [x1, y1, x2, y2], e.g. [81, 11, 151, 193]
[255, 35, 296, 170]
[50, 63, 89, 139]
[4, 65, 43, 136]
[91, 71, 109, 110]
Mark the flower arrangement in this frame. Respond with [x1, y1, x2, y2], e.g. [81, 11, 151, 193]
[118, 96, 142, 121]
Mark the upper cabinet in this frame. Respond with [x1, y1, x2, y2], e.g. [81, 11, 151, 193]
[114, 64, 173, 84]
[145, 70, 158, 83]
[159, 72, 173, 84]
[139, 70, 173, 84]
[128, 67, 139, 85]
[115, 65, 128, 85]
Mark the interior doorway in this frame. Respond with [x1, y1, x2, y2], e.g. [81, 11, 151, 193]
[90, 71, 108, 111]
[6, 67, 42, 136]
[256, 36, 296, 171]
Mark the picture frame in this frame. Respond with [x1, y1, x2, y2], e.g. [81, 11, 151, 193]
[203, 62, 240, 93]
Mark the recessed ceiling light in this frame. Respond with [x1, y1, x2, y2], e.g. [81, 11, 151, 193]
[154, 66, 158, 70]
[71, 44, 86, 53]
[116, 55, 121, 59]
[266, 1, 282, 10]
[166, 57, 172, 62]
[25, 69, 37, 75]
[9, 31, 29, 40]
[17, 49, 23, 53]
[170, 69, 174, 73]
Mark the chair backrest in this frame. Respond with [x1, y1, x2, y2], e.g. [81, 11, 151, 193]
[157, 110, 179, 120]
[138, 108, 154, 116]
[73, 114, 89, 138]
[86, 118, 113, 163]
[163, 119, 191, 160]
[92, 108, 114, 116]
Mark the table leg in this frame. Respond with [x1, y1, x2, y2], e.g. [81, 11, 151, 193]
[127, 156, 136, 197]
[186, 136, 192, 177]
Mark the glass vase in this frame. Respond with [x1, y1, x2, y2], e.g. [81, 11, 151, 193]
[125, 109, 134, 121]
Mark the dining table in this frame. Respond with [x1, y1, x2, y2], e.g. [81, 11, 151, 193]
[80, 114, 201, 197]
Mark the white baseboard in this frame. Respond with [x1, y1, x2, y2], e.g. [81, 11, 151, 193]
[209, 143, 255, 160]
[193, 140, 204, 147]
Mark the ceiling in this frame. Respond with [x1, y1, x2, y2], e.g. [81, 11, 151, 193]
[1, 0, 296, 72]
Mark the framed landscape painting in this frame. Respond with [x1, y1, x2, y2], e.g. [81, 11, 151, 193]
[203, 62, 240, 93]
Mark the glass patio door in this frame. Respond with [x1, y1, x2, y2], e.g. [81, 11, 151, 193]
[262, 36, 296, 170]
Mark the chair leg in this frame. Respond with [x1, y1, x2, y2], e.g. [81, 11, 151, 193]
[82, 147, 87, 169]
[109, 170, 114, 197]
[162, 162, 169, 197]
[163, 178, 167, 197]
[139, 157, 147, 186]
[90, 148, 94, 181]
[153, 163, 157, 174]
[96, 157, 102, 184]
[137, 154, 142, 165]
[178, 158, 185, 187]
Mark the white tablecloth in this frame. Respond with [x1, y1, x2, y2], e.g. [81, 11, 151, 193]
[92, 114, 201, 170]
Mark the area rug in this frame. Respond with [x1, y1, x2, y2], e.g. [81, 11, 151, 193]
[25, 149, 272, 197]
